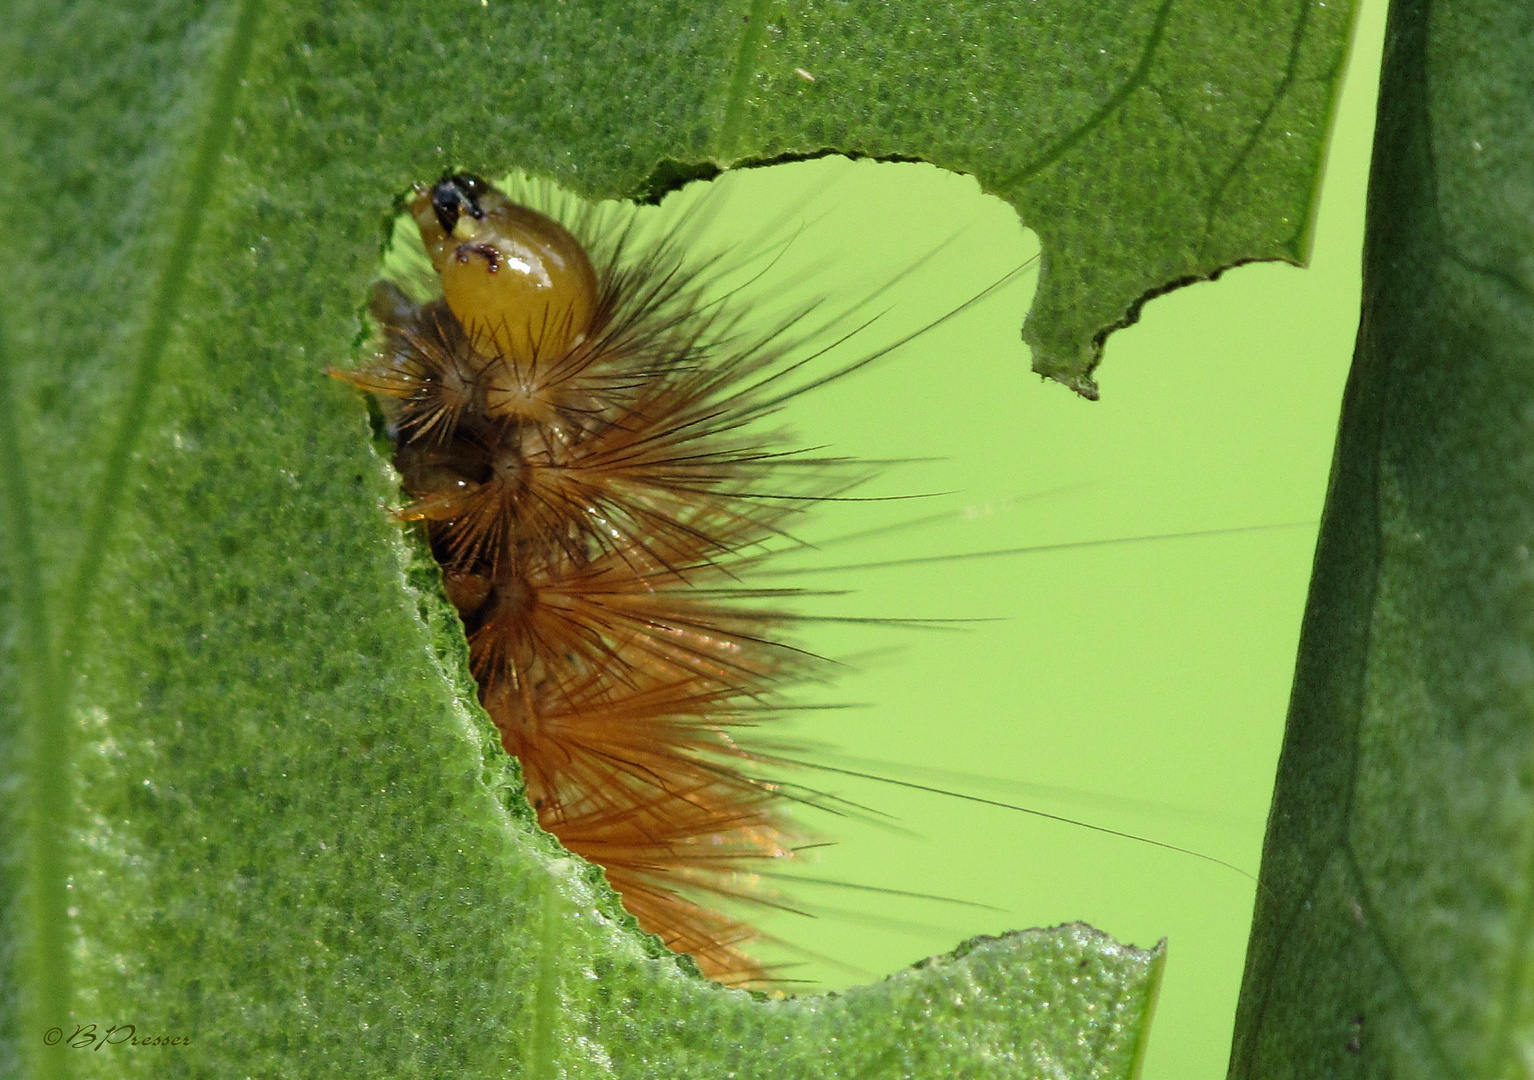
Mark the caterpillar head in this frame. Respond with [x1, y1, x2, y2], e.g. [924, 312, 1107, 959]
[411, 173, 599, 365]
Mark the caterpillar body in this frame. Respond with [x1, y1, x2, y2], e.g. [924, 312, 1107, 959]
[336, 171, 893, 984]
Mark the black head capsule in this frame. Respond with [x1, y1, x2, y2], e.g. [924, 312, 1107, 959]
[428, 173, 490, 236]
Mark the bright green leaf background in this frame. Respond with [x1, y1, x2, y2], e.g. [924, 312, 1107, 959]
[0, 0, 1362, 1077]
[738, 8, 1385, 1076]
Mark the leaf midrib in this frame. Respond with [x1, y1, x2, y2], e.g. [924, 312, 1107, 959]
[5, 3, 265, 1077]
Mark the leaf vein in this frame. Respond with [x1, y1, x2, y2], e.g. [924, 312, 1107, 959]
[716, 0, 773, 160]
[998, 0, 1177, 189]
[1342, 845, 1462, 1079]
[1198, 0, 1318, 256]
[58, 0, 264, 663]
[0, 300, 70, 1080]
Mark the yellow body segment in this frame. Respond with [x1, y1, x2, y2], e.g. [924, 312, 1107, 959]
[410, 175, 598, 363]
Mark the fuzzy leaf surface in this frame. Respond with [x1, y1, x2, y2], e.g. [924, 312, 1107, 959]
[0, 0, 1358, 1076]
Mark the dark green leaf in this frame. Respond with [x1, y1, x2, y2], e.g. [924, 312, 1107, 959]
[1231, 1, 1534, 1075]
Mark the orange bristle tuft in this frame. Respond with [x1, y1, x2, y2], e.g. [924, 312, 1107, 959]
[339, 172, 855, 984]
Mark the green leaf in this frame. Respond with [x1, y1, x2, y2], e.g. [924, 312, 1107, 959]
[1230, 0, 1534, 1075]
[0, 0, 1356, 1077]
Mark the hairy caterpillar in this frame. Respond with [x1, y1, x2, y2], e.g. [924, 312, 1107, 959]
[334, 165, 968, 984]
[332, 159, 1309, 997]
